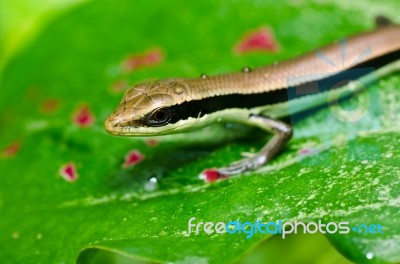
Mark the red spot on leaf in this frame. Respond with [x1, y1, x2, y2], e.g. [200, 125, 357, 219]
[1, 141, 21, 158]
[41, 98, 59, 113]
[59, 163, 78, 182]
[73, 105, 94, 127]
[123, 150, 144, 168]
[122, 48, 164, 72]
[200, 169, 227, 182]
[298, 148, 317, 156]
[145, 139, 159, 147]
[110, 80, 129, 93]
[235, 27, 279, 54]
[298, 148, 310, 155]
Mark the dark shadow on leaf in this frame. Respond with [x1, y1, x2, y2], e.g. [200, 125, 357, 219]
[107, 124, 266, 192]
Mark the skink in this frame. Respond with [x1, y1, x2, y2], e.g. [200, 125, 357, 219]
[105, 17, 400, 177]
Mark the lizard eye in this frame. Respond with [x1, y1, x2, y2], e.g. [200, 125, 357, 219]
[147, 108, 172, 126]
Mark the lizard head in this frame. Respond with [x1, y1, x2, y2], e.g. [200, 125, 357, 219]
[104, 78, 194, 136]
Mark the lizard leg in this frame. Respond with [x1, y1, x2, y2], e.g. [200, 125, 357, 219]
[218, 114, 292, 176]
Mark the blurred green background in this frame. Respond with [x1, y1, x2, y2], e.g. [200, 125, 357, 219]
[0, 0, 89, 72]
[1, 0, 399, 263]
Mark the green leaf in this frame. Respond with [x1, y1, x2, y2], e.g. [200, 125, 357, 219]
[1, 0, 399, 263]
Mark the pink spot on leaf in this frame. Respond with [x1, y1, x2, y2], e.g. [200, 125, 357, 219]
[110, 80, 129, 93]
[199, 169, 227, 183]
[298, 148, 317, 157]
[1, 141, 21, 158]
[145, 139, 159, 147]
[41, 98, 59, 113]
[122, 48, 164, 72]
[73, 105, 94, 127]
[235, 27, 279, 54]
[59, 163, 78, 182]
[123, 150, 144, 168]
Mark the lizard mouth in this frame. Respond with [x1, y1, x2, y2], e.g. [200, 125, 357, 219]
[104, 114, 137, 134]
[104, 115, 161, 136]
